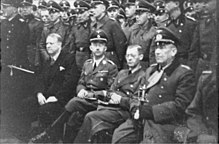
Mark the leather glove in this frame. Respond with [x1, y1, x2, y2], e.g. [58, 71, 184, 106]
[197, 134, 217, 144]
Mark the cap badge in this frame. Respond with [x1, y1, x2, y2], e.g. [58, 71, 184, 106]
[97, 34, 100, 38]
[156, 34, 162, 41]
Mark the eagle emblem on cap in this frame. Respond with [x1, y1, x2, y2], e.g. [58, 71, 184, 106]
[156, 34, 162, 40]
[97, 34, 100, 38]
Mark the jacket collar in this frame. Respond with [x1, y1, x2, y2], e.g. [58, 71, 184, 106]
[163, 58, 180, 76]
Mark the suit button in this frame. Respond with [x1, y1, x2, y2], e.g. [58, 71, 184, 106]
[100, 78, 103, 81]
[126, 91, 130, 95]
[9, 31, 11, 33]
[118, 80, 120, 83]
[7, 46, 9, 49]
[146, 99, 149, 102]
[161, 86, 164, 89]
[179, 29, 182, 33]
[206, 117, 209, 120]
[158, 95, 162, 98]
[180, 23, 183, 26]
[130, 84, 133, 88]
[164, 78, 167, 81]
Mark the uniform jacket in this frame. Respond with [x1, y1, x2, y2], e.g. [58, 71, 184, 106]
[1, 14, 30, 67]
[39, 19, 68, 61]
[123, 16, 136, 40]
[98, 66, 145, 113]
[168, 15, 199, 68]
[141, 59, 196, 143]
[186, 71, 218, 138]
[63, 20, 91, 54]
[91, 14, 127, 68]
[129, 20, 156, 62]
[76, 57, 118, 93]
[35, 50, 78, 106]
[27, 17, 44, 66]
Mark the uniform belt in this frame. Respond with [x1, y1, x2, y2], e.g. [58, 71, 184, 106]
[76, 47, 89, 52]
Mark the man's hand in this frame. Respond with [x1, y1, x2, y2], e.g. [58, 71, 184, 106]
[197, 134, 217, 144]
[37, 93, 46, 105]
[109, 93, 122, 104]
[46, 96, 58, 103]
[77, 89, 88, 98]
[130, 99, 140, 118]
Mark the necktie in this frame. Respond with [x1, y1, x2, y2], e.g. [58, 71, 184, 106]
[93, 62, 96, 71]
[50, 57, 55, 66]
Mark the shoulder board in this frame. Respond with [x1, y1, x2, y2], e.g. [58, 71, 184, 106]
[19, 18, 25, 22]
[185, 15, 196, 22]
[202, 70, 212, 74]
[181, 64, 191, 70]
[85, 59, 93, 63]
[105, 59, 115, 65]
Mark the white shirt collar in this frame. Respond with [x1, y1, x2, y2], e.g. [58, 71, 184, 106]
[51, 49, 61, 61]
[93, 56, 105, 67]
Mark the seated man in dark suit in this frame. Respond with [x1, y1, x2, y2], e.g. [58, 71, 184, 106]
[22, 33, 79, 137]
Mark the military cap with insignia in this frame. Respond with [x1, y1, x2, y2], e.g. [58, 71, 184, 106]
[136, 0, 156, 13]
[153, 0, 167, 15]
[91, 0, 109, 8]
[1, 0, 20, 7]
[107, 0, 120, 10]
[74, 0, 91, 12]
[124, 0, 136, 7]
[90, 29, 108, 43]
[59, 0, 70, 10]
[19, 0, 33, 7]
[155, 26, 180, 46]
[47, 0, 63, 12]
[38, 0, 47, 9]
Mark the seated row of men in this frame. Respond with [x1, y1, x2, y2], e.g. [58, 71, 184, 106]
[24, 27, 217, 144]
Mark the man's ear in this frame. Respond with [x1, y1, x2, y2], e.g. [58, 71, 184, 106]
[89, 45, 93, 51]
[171, 47, 177, 57]
[139, 54, 144, 61]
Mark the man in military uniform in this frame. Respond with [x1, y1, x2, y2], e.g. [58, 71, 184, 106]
[107, 0, 120, 20]
[128, 0, 157, 70]
[112, 27, 196, 143]
[63, 0, 92, 71]
[123, 0, 137, 39]
[91, 0, 127, 70]
[30, 29, 118, 143]
[59, 0, 71, 28]
[74, 44, 145, 143]
[39, 0, 67, 66]
[1, 0, 33, 139]
[164, 0, 199, 71]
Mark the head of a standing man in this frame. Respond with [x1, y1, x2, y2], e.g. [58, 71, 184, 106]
[46, 33, 62, 59]
[135, 0, 156, 25]
[124, 0, 136, 19]
[89, 29, 108, 60]
[18, 0, 33, 18]
[91, 0, 109, 20]
[154, 26, 180, 67]
[74, 0, 91, 23]
[47, 0, 63, 23]
[1, 0, 19, 19]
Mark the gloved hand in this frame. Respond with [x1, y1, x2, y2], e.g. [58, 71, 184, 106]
[197, 134, 217, 144]
[130, 100, 154, 120]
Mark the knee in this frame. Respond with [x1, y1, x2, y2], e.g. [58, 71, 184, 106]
[65, 98, 78, 112]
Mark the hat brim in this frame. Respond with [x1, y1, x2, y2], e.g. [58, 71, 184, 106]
[90, 38, 107, 42]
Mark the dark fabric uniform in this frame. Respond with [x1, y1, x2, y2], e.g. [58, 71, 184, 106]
[112, 59, 196, 143]
[1, 13, 32, 112]
[74, 66, 145, 143]
[186, 71, 218, 141]
[63, 20, 92, 71]
[64, 57, 118, 139]
[27, 17, 44, 68]
[123, 16, 136, 39]
[31, 51, 78, 128]
[193, 13, 216, 79]
[39, 19, 68, 63]
[91, 14, 127, 69]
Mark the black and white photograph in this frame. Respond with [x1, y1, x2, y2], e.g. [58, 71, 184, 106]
[1, 0, 218, 143]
